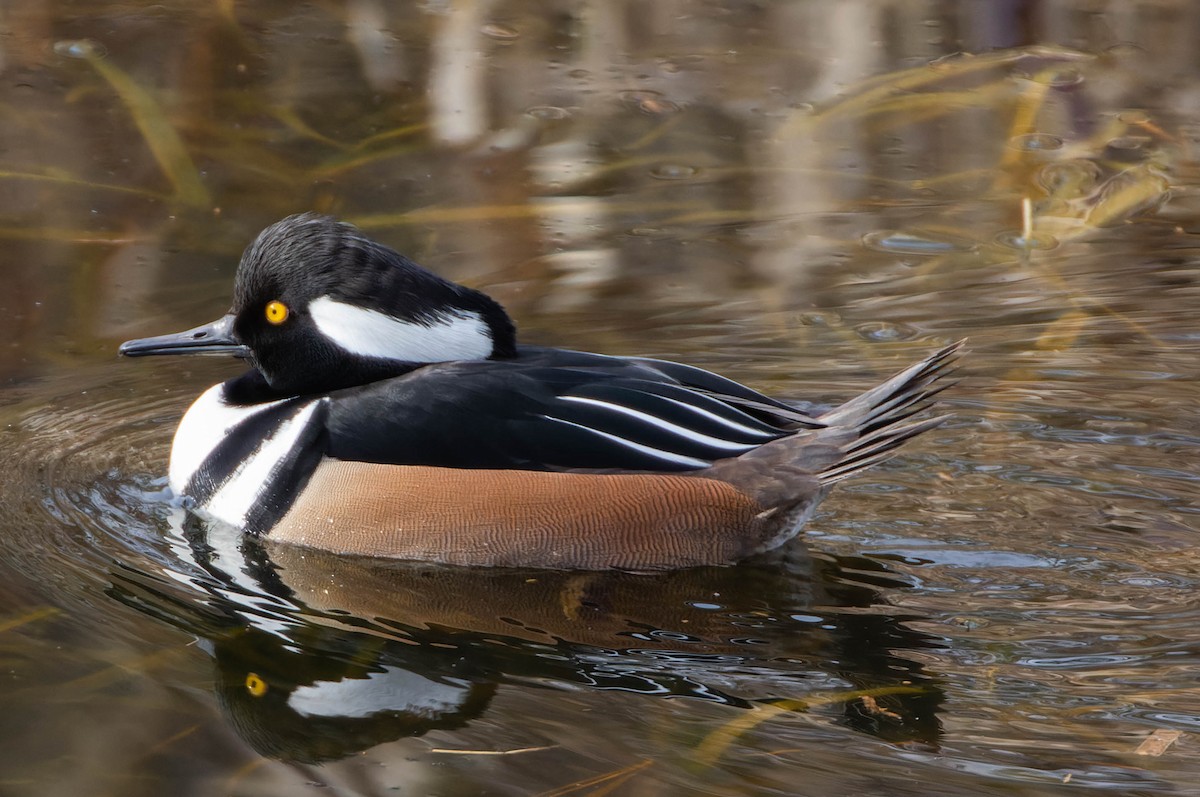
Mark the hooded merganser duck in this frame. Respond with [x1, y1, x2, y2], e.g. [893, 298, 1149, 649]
[120, 213, 960, 570]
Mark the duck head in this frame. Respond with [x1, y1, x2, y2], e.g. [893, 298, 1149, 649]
[120, 213, 517, 396]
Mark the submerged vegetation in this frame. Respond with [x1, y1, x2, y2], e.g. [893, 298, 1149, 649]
[9, 13, 1181, 372]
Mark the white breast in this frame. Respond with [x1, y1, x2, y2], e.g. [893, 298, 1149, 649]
[169, 384, 324, 529]
[168, 384, 286, 494]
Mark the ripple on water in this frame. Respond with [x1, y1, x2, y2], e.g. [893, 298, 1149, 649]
[1007, 132, 1064, 152]
[0, 367, 182, 589]
[648, 163, 699, 180]
[52, 39, 106, 59]
[861, 229, 977, 255]
[525, 105, 570, 121]
[993, 229, 1059, 250]
[2, 329, 1196, 794]
[480, 23, 520, 42]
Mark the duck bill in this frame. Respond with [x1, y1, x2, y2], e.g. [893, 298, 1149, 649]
[119, 314, 249, 358]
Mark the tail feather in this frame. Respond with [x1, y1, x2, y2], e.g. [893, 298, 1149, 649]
[818, 341, 962, 430]
[705, 340, 963, 500]
[815, 340, 963, 485]
[701, 340, 963, 556]
[818, 414, 948, 484]
[856, 376, 956, 435]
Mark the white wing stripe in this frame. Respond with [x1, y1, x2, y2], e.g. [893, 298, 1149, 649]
[539, 416, 711, 469]
[559, 395, 759, 453]
[647, 393, 780, 439]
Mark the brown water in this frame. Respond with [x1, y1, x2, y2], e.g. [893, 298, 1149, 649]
[2, 2, 1200, 795]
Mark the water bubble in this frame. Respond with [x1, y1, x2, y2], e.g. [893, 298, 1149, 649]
[1117, 110, 1150, 126]
[649, 163, 697, 180]
[620, 90, 679, 115]
[1105, 42, 1147, 60]
[643, 98, 679, 114]
[1046, 68, 1084, 89]
[994, 230, 1058, 250]
[525, 106, 570, 121]
[650, 629, 699, 642]
[855, 322, 919, 342]
[1121, 576, 1172, 587]
[861, 229, 974, 255]
[795, 311, 836, 327]
[53, 39, 104, 59]
[481, 23, 519, 42]
[1008, 133, 1063, 152]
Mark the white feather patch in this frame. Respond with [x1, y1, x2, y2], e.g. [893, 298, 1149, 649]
[540, 415, 711, 469]
[559, 395, 760, 453]
[650, 394, 780, 439]
[309, 296, 492, 362]
[201, 400, 324, 528]
[169, 384, 287, 494]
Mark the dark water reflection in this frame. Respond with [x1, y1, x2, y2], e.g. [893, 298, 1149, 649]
[3, 1, 1200, 794]
[111, 532, 942, 763]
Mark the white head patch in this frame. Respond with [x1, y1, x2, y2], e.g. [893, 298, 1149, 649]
[309, 296, 493, 362]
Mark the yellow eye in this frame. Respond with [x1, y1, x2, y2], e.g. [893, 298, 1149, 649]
[265, 300, 289, 325]
[245, 672, 268, 697]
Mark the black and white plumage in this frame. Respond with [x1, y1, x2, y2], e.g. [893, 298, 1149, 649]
[322, 347, 807, 472]
[120, 213, 961, 570]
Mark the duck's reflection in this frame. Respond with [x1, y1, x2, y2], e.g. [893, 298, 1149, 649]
[111, 514, 944, 764]
[211, 618, 497, 764]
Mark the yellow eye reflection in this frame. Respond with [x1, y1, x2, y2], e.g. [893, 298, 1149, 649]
[245, 672, 268, 697]
[265, 300, 289, 325]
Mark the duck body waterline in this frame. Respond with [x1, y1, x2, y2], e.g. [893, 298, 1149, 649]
[121, 213, 960, 570]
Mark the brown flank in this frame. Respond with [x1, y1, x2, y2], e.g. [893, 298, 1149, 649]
[271, 461, 774, 569]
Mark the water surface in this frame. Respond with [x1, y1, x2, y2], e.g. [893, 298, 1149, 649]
[2, 2, 1200, 795]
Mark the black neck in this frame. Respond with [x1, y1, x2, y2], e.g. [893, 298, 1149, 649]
[221, 361, 430, 405]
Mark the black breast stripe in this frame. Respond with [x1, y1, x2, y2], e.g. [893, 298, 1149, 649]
[184, 399, 310, 506]
[243, 399, 330, 536]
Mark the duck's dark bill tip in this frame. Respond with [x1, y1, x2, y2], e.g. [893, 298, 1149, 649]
[119, 314, 249, 358]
